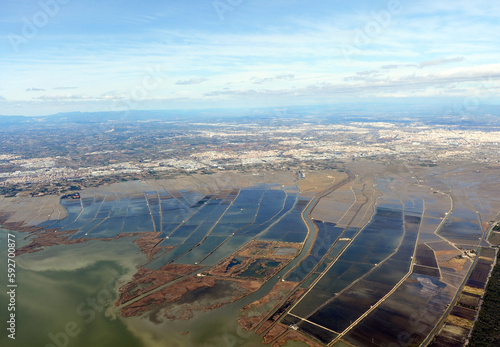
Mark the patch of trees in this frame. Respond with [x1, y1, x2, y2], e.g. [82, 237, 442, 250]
[468, 251, 500, 346]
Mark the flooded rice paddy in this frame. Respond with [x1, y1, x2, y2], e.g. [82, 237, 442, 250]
[2, 164, 499, 347]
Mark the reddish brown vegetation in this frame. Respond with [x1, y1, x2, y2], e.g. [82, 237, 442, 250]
[118, 264, 202, 305]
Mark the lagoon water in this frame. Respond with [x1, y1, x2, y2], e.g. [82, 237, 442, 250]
[0, 229, 307, 347]
[0, 185, 316, 346]
[0, 230, 144, 347]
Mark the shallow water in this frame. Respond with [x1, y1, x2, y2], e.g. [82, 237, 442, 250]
[0, 230, 145, 347]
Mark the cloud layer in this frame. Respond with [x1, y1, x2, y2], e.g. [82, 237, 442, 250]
[0, 0, 499, 115]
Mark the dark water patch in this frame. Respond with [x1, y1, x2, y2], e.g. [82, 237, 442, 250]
[159, 236, 187, 247]
[415, 244, 439, 268]
[289, 210, 408, 317]
[179, 190, 205, 206]
[94, 200, 116, 219]
[343, 274, 451, 347]
[258, 199, 307, 242]
[85, 220, 123, 238]
[123, 196, 149, 216]
[281, 314, 301, 326]
[173, 245, 210, 265]
[325, 240, 349, 261]
[160, 206, 193, 226]
[182, 236, 228, 264]
[59, 218, 98, 233]
[184, 202, 223, 224]
[36, 219, 60, 228]
[216, 189, 263, 224]
[196, 204, 230, 224]
[201, 235, 253, 266]
[290, 261, 374, 318]
[169, 224, 199, 239]
[209, 223, 248, 237]
[285, 221, 343, 282]
[192, 194, 215, 207]
[240, 195, 297, 238]
[184, 222, 214, 244]
[308, 280, 393, 333]
[413, 265, 441, 277]
[74, 198, 104, 219]
[226, 257, 243, 271]
[253, 190, 286, 224]
[160, 196, 196, 226]
[69, 219, 106, 239]
[48, 200, 83, 229]
[159, 222, 183, 238]
[108, 199, 130, 218]
[61, 197, 84, 213]
[297, 320, 338, 344]
[121, 214, 154, 233]
[342, 227, 359, 239]
[238, 259, 281, 279]
[170, 189, 194, 207]
[307, 258, 411, 333]
[300, 273, 320, 288]
[438, 206, 483, 245]
[315, 262, 329, 273]
[160, 195, 187, 210]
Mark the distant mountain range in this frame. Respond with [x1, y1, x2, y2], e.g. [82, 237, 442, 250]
[1, 104, 500, 127]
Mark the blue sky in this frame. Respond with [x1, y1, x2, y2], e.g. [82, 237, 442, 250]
[1, 0, 499, 116]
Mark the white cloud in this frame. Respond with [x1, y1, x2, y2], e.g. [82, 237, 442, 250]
[419, 57, 465, 69]
[53, 86, 78, 90]
[175, 78, 208, 85]
[253, 74, 295, 84]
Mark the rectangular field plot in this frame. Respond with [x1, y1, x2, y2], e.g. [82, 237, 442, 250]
[466, 257, 494, 289]
[285, 221, 344, 282]
[69, 219, 106, 238]
[457, 292, 480, 309]
[300, 214, 419, 334]
[85, 217, 126, 238]
[296, 319, 339, 344]
[252, 190, 286, 224]
[437, 205, 483, 245]
[216, 189, 264, 224]
[286, 206, 406, 336]
[198, 235, 254, 266]
[342, 274, 455, 347]
[121, 215, 154, 233]
[415, 244, 439, 268]
[258, 198, 308, 243]
[418, 216, 444, 243]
